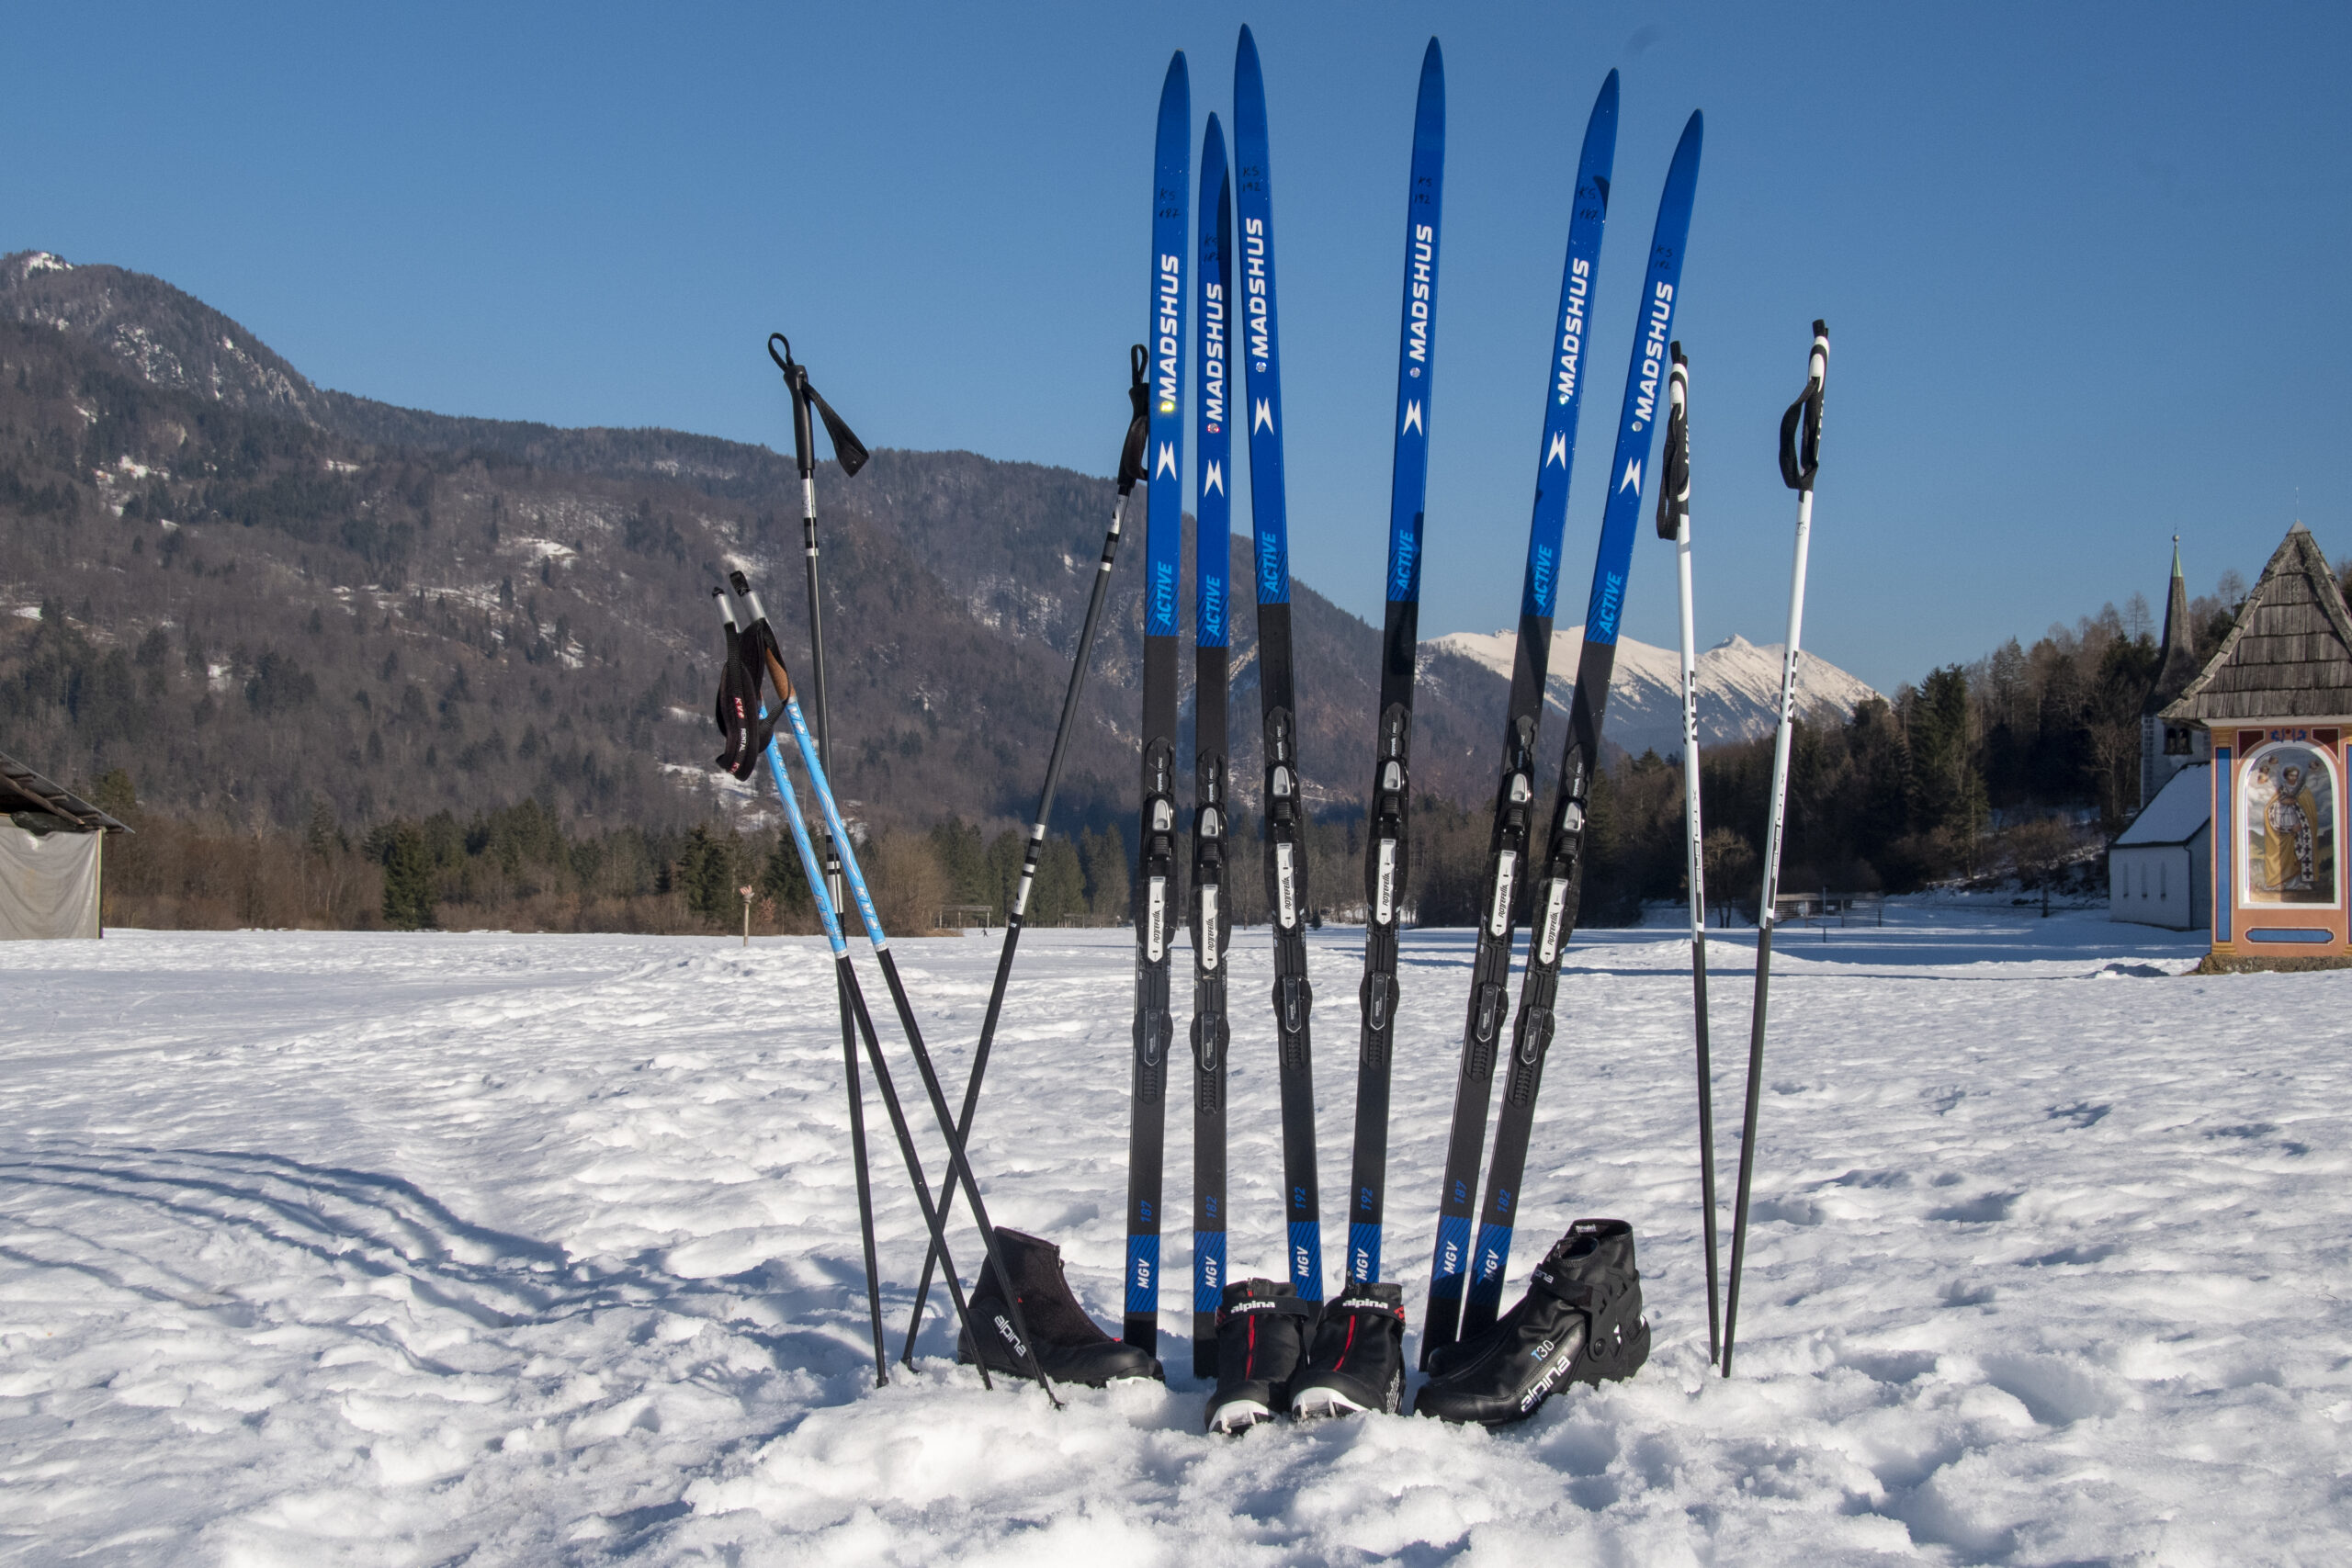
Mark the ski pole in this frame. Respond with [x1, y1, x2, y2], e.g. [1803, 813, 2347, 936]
[899, 345, 1152, 1365]
[1654, 344, 1722, 1366]
[734, 579, 1061, 1407]
[1722, 320, 1828, 1379]
[766, 333, 884, 1382]
[715, 590, 961, 1391]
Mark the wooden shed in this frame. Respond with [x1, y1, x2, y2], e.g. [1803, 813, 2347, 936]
[1, 748, 130, 939]
[2160, 523, 2352, 964]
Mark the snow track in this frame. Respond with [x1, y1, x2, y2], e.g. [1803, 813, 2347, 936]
[2, 916, 2347, 1563]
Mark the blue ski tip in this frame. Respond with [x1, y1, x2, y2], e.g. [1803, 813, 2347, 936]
[1158, 52, 1190, 135]
[1582, 74, 1620, 204]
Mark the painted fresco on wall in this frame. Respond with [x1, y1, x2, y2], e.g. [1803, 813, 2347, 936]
[2242, 742, 2336, 905]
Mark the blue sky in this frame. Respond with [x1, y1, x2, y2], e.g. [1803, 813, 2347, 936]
[6, 2, 2347, 691]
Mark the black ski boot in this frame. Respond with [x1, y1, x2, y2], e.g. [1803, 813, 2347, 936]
[956, 1228, 1164, 1387]
[1289, 1280, 1407, 1417]
[1204, 1278, 1316, 1432]
[1412, 1219, 1648, 1427]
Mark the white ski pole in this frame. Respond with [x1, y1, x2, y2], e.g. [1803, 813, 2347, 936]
[1654, 343, 1722, 1365]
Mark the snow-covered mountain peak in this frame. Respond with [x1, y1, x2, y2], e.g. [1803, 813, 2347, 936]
[1425, 625, 1879, 758]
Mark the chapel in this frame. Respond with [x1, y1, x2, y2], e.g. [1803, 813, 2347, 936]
[2159, 522, 2352, 964]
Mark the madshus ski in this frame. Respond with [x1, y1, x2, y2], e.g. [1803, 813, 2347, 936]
[1125, 49, 1189, 1357]
[1457, 110, 1705, 1346]
[1233, 21, 1325, 1306]
[1419, 72, 1622, 1366]
[1189, 114, 1236, 1379]
[1342, 37, 1445, 1292]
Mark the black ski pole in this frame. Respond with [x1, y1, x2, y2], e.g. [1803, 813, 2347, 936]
[1723, 320, 1828, 1378]
[898, 346, 1153, 1365]
[766, 333, 885, 1382]
[1655, 344, 1722, 1366]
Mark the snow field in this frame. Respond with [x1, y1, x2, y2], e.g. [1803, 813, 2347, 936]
[1, 911, 2346, 1564]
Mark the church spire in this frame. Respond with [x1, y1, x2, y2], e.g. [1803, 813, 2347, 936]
[2147, 536, 2199, 716]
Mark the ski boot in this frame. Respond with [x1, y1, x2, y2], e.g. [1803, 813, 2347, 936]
[1289, 1280, 1407, 1417]
[1412, 1219, 1648, 1427]
[1204, 1277, 1316, 1432]
[956, 1228, 1165, 1387]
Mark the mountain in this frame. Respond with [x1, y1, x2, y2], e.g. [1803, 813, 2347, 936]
[0, 249, 1874, 859]
[0, 249, 1519, 844]
[1425, 626, 1880, 761]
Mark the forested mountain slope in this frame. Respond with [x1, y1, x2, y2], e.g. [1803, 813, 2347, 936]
[0, 248, 1531, 844]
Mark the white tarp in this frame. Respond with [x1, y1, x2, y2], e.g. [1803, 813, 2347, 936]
[0, 824, 100, 939]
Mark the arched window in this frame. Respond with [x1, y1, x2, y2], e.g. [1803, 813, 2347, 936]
[2241, 740, 2340, 908]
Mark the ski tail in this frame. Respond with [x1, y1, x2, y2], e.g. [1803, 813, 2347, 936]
[1417, 70, 1618, 1365]
[1460, 108, 1703, 1340]
[1345, 35, 1444, 1291]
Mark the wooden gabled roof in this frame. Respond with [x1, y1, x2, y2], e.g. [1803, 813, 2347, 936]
[2162, 523, 2352, 725]
[0, 747, 130, 831]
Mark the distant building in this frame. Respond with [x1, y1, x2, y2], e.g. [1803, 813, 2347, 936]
[2159, 522, 2352, 964]
[2109, 762, 2209, 930]
[1, 749, 130, 939]
[2112, 541, 2214, 929]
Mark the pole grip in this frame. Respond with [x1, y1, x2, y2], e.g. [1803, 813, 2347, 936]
[1119, 344, 1152, 490]
[1655, 343, 1690, 540]
[1777, 321, 1827, 492]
